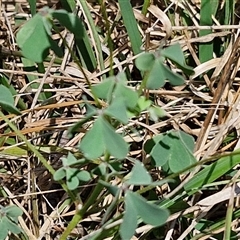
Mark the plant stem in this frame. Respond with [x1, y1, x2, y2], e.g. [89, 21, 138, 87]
[60, 181, 104, 239]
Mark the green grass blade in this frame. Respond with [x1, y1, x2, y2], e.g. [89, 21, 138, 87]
[223, 193, 234, 240]
[199, 0, 213, 63]
[59, 0, 76, 12]
[27, 0, 36, 16]
[118, 0, 142, 55]
[142, 0, 150, 15]
[78, 0, 105, 72]
[76, 27, 97, 72]
[184, 150, 240, 192]
[224, 0, 235, 25]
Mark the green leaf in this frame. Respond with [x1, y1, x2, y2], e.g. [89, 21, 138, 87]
[79, 117, 128, 159]
[3, 217, 22, 234]
[92, 163, 107, 176]
[5, 206, 23, 219]
[65, 152, 78, 166]
[100, 117, 128, 159]
[16, 13, 51, 63]
[0, 74, 26, 110]
[66, 169, 79, 190]
[52, 10, 84, 39]
[126, 160, 152, 185]
[161, 64, 185, 86]
[144, 134, 168, 166]
[0, 219, 8, 240]
[79, 118, 105, 159]
[99, 180, 119, 196]
[185, 150, 240, 192]
[137, 96, 152, 111]
[53, 168, 66, 181]
[146, 130, 196, 172]
[105, 98, 129, 124]
[146, 59, 166, 89]
[114, 84, 138, 109]
[0, 85, 21, 115]
[120, 192, 138, 240]
[127, 191, 169, 226]
[161, 44, 194, 75]
[76, 170, 91, 182]
[149, 106, 166, 121]
[161, 44, 185, 68]
[135, 53, 155, 71]
[91, 77, 115, 101]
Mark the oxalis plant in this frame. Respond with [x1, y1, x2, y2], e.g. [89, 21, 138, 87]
[0, 6, 203, 240]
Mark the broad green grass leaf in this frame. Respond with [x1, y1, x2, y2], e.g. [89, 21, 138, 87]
[0, 85, 21, 115]
[224, 0, 234, 25]
[127, 191, 169, 226]
[146, 60, 166, 89]
[16, 13, 51, 63]
[78, 0, 104, 71]
[52, 10, 84, 39]
[118, 0, 142, 55]
[28, 0, 36, 15]
[59, 0, 76, 12]
[120, 192, 138, 240]
[76, 28, 97, 71]
[199, 0, 213, 63]
[135, 53, 155, 71]
[79, 118, 105, 159]
[5, 206, 23, 219]
[53, 168, 66, 181]
[105, 98, 129, 124]
[101, 117, 128, 159]
[185, 150, 240, 192]
[127, 160, 152, 185]
[1, 146, 27, 157]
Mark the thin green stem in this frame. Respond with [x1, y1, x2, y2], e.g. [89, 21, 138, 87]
[50, 21, 101, 108]
[78, 0, 105, 72]
[99, 0, 114, 76]
[142, 0, 150, 15]
[60, 182, 104, 239]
